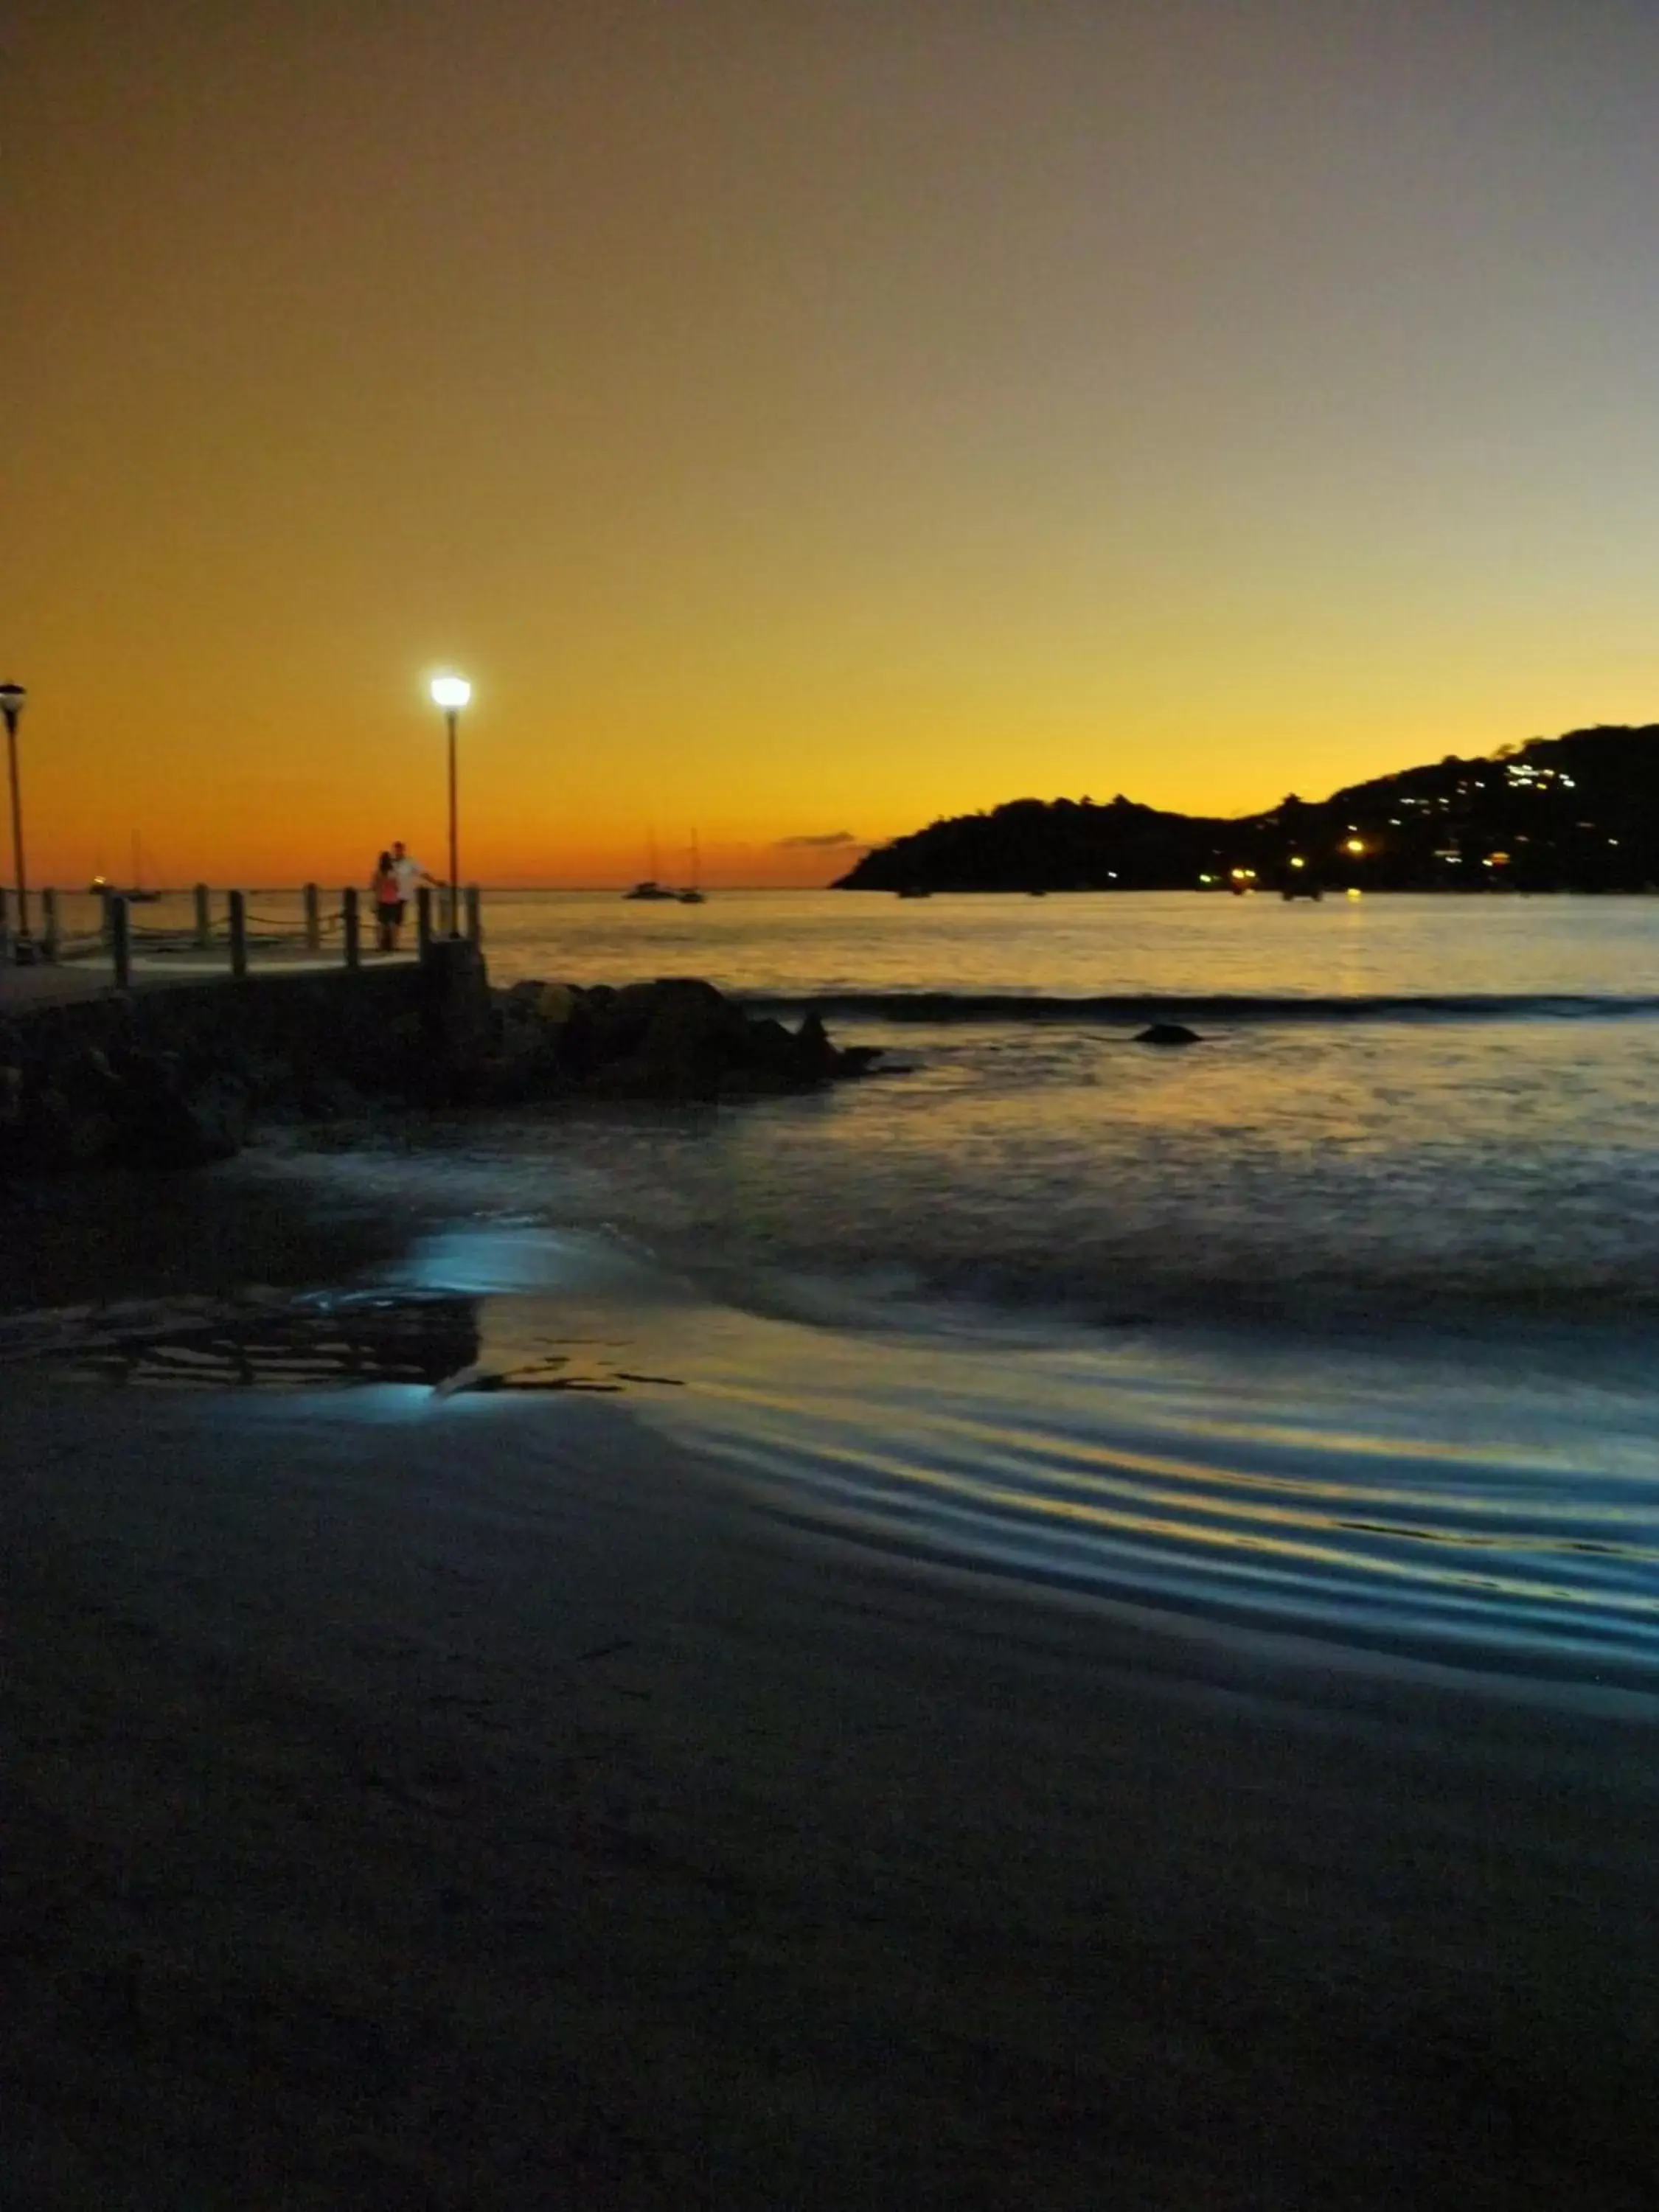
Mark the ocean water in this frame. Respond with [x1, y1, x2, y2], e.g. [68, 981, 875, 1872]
[64, 892, 1659, 1694]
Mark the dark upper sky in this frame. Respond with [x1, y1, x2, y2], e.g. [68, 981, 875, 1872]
[11, 1, 1659, 882]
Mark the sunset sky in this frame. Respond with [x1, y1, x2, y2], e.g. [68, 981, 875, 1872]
[11, 1, 1659, 887]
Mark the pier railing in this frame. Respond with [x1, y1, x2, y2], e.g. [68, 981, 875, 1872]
[0, 883, 484, 990]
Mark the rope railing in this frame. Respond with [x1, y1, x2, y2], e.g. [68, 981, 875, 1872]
[0, 882, 481, 989]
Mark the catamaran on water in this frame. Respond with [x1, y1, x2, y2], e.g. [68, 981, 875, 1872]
[623, 831, 709, 902]
[623, 833, 677, 901]
[90, 834, 162, 902]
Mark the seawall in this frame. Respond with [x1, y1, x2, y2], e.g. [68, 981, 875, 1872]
[0, 945, 493, 1172]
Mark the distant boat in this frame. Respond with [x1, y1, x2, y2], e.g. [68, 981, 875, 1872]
[129, 832, 163, 900]
[90, 834, 161, 902]
[625, 833, 679, 902]
[677, 831, 707, 904]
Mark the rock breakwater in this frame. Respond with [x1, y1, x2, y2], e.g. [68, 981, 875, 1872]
[0, 964, 882, 1176]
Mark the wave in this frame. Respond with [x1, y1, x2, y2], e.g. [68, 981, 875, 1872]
[622, 1285, 1659, 1700]
[747, 990, 1659, 1026]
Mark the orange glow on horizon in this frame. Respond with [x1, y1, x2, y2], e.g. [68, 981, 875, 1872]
[13, 7, 1659, 889]
[17, 655, 1650, 892]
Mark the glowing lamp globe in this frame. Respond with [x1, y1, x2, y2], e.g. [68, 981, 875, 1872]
[431, 675, 471, 711]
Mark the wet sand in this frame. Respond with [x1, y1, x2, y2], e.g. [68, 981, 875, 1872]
[4, 1377, 1658, 2208]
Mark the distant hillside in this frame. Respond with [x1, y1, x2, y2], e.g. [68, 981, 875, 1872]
[832, 725, 1659, 894]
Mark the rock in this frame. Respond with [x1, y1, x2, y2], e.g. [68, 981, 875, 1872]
[640, 981, 747, 1059]
[8, 1047, 125, 1170]
[717, 1017, 815, 1097]
[791, 1012, 839, 1081]
[555, 984, 888, 1099]
[293, 1068, 371, 1121]
[0, 968, 888, 1173]
[111, 1051, 251, 1168]
[609, 978, 740, 1054]
[421, 938, 493, 1092]
[1133, 1022, 1202, 1046]
[178, 1072, 254, 1161]
[835, 1044, 885, 1077]
[580, 979, 752, 1101]
[34, 1081, 121, 1169]
[742, 1017, 805, 1073]
[470, 1008, 567, 1104]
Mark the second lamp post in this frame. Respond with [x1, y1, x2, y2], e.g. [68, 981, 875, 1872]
[430, 673, 470, 938]
[0, 682, 34, 965]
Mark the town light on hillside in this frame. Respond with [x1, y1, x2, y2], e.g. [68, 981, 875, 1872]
[429, 673, 472, 936]
[0, 682, 35, 965]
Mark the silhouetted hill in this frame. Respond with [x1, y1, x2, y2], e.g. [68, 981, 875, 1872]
[832, 725, 1659, 893]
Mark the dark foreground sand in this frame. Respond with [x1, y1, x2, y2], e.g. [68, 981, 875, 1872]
[4, 1379, 1658, 2209]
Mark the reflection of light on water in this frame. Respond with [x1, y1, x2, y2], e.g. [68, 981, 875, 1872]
[23, 1208, 1659, 1691]
[616, 1304, 1659, 1694]
[394, 1225, 684, 1303]
[20, 1267, 688, 1404]
[44, 1295, 482, 1392]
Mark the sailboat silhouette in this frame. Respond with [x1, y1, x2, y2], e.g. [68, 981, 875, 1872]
[127, 832, 162, 902]
[677, 831, 706, 904]
[623, 832, 677, 901]
[90, 832, 161, 901]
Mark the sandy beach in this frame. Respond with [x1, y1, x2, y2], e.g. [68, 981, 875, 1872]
[5, 1369, 1658, 2209]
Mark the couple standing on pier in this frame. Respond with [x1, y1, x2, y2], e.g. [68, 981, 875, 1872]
[369, 841, 431, 953]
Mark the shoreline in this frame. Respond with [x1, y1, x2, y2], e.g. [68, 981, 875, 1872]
[10, 1174, 1659, 1706]
[6, 1373, 1658, 2206]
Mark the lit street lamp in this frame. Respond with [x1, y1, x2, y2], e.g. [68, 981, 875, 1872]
[0, 682, 35, 965]
[429, 672, 471, 937]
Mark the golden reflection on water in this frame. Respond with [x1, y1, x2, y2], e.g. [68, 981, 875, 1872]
[879, 1019, 1629, 1152]
[620, 1304, 1659, 1660]
[698, 1413, 1649, 1615]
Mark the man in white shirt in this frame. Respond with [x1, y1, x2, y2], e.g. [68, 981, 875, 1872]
[389, 841, 434, 946]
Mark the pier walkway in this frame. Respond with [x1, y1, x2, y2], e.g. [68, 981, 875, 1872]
[0, 883, 478, 1016]
[0, 945, 417, 1015]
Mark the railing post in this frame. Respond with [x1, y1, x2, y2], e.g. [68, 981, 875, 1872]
[110, 895, 131, 991]
[342, 886, 361, 969]
[194, 883, 212, 947]
[228, 889, 248, 978]
[41, 888, 59, 961]
[465, 883, 482, 946]
[303, 881, 321, 952]
[417, 884, 434, 956]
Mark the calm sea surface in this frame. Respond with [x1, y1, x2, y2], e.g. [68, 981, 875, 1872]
[83, 894, 1659, 1694]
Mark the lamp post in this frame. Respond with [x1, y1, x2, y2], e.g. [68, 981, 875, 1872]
[0, 683, 34, 965]
[429, 673, 471, 937]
